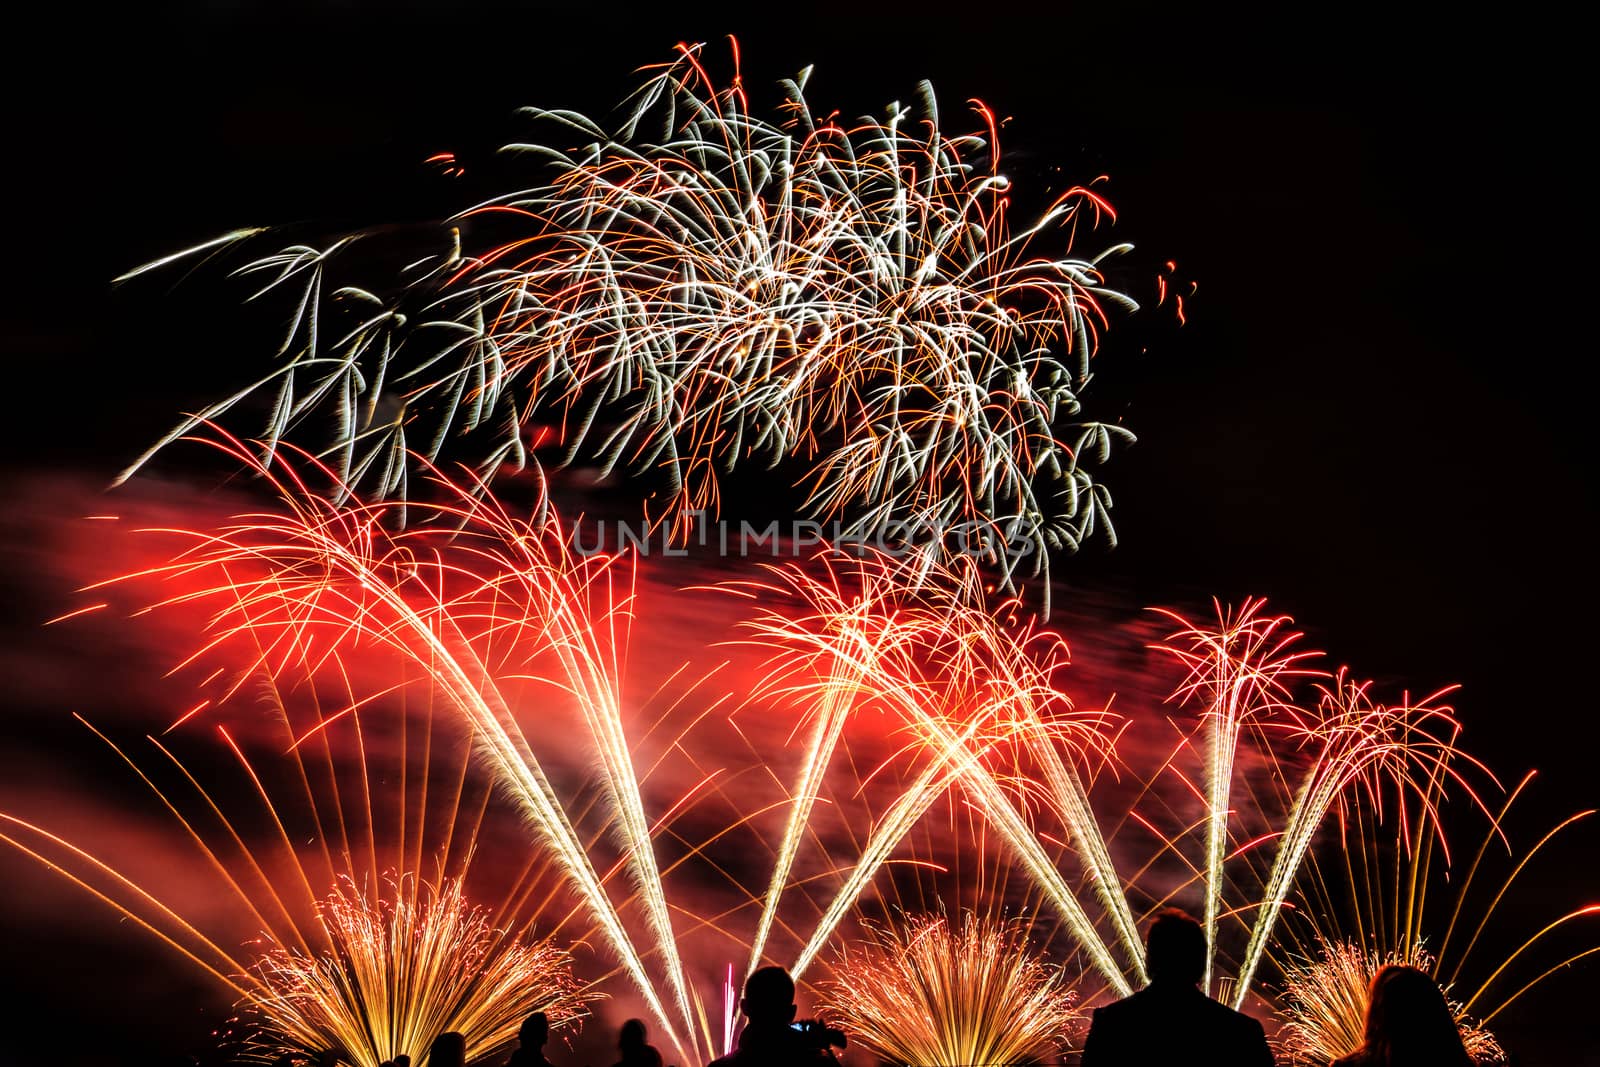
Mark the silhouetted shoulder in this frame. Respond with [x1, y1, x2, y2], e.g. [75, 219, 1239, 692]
[1085, 990, 1140, 1023]
[1204, 997, 1272, 1065]
[1199, 993, 1267, 1032]
[1082, 986, 1273, 1067]
[1330, 1053, 1370, 1067]
[1088, 985, 1166, 1022]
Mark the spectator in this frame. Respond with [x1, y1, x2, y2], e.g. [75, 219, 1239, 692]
[1331, 964, 1474, 1067]
[1081, 908, 1274, 1067]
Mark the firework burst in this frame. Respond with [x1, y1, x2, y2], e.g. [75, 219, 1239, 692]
[116, 41, 1135, 600]
[823, 911, 1077, 1067]
[8, 30, 1586, 1066]
[247, 875, 583, 1066]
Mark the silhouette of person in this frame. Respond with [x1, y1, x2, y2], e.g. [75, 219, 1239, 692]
[509, 1011, 555, 1067]
[429, 1031, 468, 1067]
[613, 1018, 664, 1067]
[1080, 908, 1275, 1067]
[707, 965, 840, 1067]
[1331, 964, 1474, 1067]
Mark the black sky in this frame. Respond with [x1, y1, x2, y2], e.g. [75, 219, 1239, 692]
[2, 2, 1596, 1064]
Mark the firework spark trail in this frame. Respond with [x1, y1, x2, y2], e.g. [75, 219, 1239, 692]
[1028, 711, 1147, 981]
[920, 610, 1143, 990]
[823, 911, 1078, 1067]
[946, 720, 1134, 993]
[733, 551, 931, 976]
[1232, 671, 1470, 1006]
[1279, 939, 1372, 1064]
[104, 437, 699, 1058]
[1156, 600, 1321, 993]
[496, 46, 1137, 595]
[116, 42, 1136, 602]
[728, 556, 1029, 976]
[792, 706, 1012, 979]
[487, 511, 698, 1039]
[419, 612, 696, 1050]
[745, 655, 870, 978]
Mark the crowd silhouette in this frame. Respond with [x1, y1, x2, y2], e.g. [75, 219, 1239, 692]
[268, 908, 1492, 1066]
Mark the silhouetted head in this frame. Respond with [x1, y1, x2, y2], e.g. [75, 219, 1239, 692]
[741, 965, 798, 1026]
[315, 1052, 340, 1067]
[1361, 965, 1473, 1066]
[1145, 907, 1206, 986]
[620, 1018, 649, 1050]
[428, 1031, 467, 1067]
[394, 1057, 410, 1067]
[521, 1011, 550, 1049]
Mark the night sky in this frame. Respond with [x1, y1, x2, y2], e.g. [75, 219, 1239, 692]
[2, 3, 1596, 1064]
